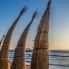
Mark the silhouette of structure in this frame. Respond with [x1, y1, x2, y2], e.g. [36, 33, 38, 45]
[11, 12, 37, 69]
[0, 7, 27, 69]
[31, 0, 51, 69]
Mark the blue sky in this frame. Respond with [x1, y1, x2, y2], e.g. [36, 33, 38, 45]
[0, 0, 69, 50]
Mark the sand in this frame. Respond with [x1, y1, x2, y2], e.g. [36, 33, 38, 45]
[26, 65, 30, 69]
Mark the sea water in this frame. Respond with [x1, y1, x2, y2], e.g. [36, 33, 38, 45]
[9, 49, 69, 69]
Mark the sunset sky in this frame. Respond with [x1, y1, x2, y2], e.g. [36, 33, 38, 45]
[0, 0, 69, 50]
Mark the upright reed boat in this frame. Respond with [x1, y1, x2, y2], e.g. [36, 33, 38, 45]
[11, 12, 37, 69]
[0, 7, 27, 69]
[31, 0, 51, 69]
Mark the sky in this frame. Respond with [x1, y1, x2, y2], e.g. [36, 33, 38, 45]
[0, 0, 69, 50]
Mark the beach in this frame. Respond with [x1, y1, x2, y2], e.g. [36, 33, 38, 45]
[26, 65, 30, 69]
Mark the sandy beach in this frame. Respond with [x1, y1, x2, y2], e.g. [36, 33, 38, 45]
[26, 65, 30, 69]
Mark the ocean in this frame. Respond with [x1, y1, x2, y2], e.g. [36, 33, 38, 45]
[9, 49, 69, 69]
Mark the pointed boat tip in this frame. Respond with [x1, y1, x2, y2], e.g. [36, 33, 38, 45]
[47, 0, 51, 9]
[20, 6, 27, 15]
[32, 11, 38, 19]
[48, 0, 51, 4]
